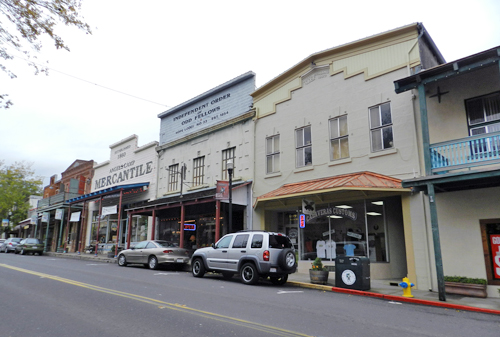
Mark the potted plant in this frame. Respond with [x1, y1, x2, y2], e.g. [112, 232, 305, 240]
[107, 245, 116, 258]
[444, 275, 487, 298]
[309, 257, 329, 285]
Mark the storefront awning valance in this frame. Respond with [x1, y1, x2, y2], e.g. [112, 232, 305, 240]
[254, 171, 410, 208]
[66, 182, 150, 204]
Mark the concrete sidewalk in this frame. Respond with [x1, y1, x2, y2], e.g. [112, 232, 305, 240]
[46, 251, 500, 315]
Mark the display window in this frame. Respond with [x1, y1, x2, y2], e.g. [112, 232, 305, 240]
[278, 197, 396, 263]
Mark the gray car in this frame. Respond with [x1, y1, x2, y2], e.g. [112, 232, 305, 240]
[117, 240, 191, 270]
[0, 237, 22, 253]
[191, 231, 297, 285]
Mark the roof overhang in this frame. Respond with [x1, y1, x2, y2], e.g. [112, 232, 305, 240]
[394, 46, 500, 94]
[402, 169, 500, 193]
[254, 172, 411, 209]
[66, 182, 150, 204]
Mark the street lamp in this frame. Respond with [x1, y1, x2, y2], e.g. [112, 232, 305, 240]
[227, 159, 234, 234]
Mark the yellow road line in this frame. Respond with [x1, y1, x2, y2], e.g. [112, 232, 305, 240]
[0, 263, 312, 337]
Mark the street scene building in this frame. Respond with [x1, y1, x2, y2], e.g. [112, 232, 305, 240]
[251, 23, 445, 281]
[128, 71, 256, 249]
[395, 45, 500, 298]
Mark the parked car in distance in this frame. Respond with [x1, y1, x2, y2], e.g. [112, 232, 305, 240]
[191, 230, 297, 285]
[0, 238, 22, 253]
[117, 240, 191, 270]
[15, 238, 44, 255]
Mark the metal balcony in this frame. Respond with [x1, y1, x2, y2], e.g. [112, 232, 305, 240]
[430, 131, 500, 174]
[37, 192, 81, 210]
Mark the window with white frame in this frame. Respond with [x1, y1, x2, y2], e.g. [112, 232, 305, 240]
[266, 135, 280, 174]
[192, 156, 205, 186]
[221, 147, 235, 180]
[329, 115, 349, 160]
[466, 92, 500, 155]
[168, 164, 179, 192]
[296, 126, 312, 167]
[369, 102, 393, 152]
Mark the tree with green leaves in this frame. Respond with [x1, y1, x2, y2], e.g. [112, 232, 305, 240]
[0, 0, 91, 108]
[0, 161, 42, 234]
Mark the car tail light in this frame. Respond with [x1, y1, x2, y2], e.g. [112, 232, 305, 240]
[263, 250, 270, 261]
[162, 250, 173, 254]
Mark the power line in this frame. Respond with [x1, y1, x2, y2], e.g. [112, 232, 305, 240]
[13, 55, 171, 108]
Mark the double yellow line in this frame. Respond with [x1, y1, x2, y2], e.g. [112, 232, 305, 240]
[0, 263, 311, 337]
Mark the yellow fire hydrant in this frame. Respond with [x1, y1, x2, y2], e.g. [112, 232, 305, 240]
[399, 277, 415, 298]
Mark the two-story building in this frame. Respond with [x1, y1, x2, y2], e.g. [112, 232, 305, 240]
[394, 46, 500, 299]
[127, 72, 256, 249]
[251, 23, 445, 281]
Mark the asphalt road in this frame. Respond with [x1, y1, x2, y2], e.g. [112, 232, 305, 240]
[0, 253, 499, 337]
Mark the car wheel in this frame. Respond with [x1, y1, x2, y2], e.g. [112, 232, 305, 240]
[148, 255, 159, 270]
[117, 254, 127, 267]
[240, 263, 259, 285]
[278, 248, 296, 272]
[221, 272, 234, 280]
[270, 274, 288, 285]
[21, 249, 26, 255]
[191, 258, 205, 278]
[38, 251, 43, 256]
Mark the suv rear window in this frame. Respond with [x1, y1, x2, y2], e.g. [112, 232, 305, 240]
[232, 234, 249, 248]
[268, 234, 293, 249]
[251, 234, 263, 248]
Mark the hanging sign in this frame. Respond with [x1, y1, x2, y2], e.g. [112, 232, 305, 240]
[102, 205, 118, 217]
[491, 234, 500, 279]
[55, 209, 63, 220]
[215, 181, 229, 200]
[41, 212, 50, 223]
[70, 212, 81, 222]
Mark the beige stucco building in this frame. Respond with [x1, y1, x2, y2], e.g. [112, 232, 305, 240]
[251, 23, 445, 281]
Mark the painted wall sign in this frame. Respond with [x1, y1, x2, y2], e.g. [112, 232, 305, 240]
[159, 72, 255, 145]
[491, 234, 500, 279]
[306, 207, 358, 222]
[94, 161, 153, 189]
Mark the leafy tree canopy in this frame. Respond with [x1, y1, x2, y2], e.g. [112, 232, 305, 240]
[0, 0, 91, 108]
[0, 161, 43, 231]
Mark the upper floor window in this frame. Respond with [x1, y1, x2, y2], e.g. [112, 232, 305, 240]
[266, 135, 280, 174]
[369, 102, 393, 152]
[467, 92, 500, 135]
[168, 164, 179, 192]
[192, 156, 205, 186]
[221, 147, 236, 180]
[296, 126, 312, 167]
[329, 115, 349, 160]
[466, 92, 500, 155]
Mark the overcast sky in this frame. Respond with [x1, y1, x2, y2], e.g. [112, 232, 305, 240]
[2, 0, 500, 187]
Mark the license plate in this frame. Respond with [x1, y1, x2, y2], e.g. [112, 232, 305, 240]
[270, 268, 277, 273]
[177, 258, 184, 263]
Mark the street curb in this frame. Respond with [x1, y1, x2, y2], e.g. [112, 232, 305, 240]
[288, 281, 500, 316]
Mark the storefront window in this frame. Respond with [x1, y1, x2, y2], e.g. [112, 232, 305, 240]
[282, 197, 393, 263]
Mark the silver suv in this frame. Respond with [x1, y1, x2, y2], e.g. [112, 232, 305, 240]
[191, 231, 297, 285]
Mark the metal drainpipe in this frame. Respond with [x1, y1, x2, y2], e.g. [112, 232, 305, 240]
[420, 191, 434, 291]
[407, 25, 425, 76]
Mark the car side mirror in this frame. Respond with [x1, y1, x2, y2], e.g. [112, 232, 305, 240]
[211, 243, 215, 249]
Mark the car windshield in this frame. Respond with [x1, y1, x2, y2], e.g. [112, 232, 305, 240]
[268, 234, 293, 249]
[155, 241, 176, 248]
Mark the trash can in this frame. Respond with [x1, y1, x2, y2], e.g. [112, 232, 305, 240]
[335, 256, 370, 290]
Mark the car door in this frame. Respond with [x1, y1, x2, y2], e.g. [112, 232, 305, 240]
[138, 241, 158, 264]
[206, 235, 233, 270]
[228, 234, 250, 272]
[128, 241, 147, 263]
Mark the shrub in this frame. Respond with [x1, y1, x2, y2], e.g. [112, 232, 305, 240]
[311, 257, 328, 271]
[444, 275, 487, 285]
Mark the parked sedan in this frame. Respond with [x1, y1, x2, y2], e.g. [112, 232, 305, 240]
[117, 240, 191, 270]
[0, 238, 22, 253]
[15, 238, 44, 255]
